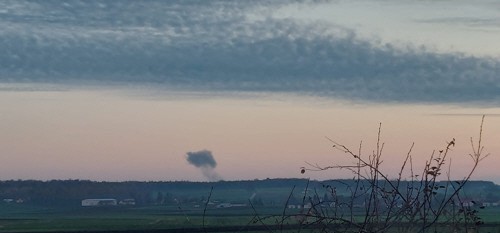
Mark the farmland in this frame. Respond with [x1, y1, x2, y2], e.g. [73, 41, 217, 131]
[0, 179, 500, 232]
[1, 203, 500, 232]
[0, 200, 292, 232]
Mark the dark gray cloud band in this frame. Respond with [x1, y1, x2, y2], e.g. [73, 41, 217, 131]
[1, 0, 500, 104]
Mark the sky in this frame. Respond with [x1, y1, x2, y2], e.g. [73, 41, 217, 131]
[1, 0, 500, 182]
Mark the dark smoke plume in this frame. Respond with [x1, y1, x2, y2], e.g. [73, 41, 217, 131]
[186, 150, 217, 168]
[186, 150, 222, 181]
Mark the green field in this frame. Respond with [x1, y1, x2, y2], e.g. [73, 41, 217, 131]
[0, 205, 294, 232]
[0, 202, 500, 232]
[1, 179, 500, 232]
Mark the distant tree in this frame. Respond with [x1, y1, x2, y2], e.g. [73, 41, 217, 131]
[156, 192, 164, 205]
[252, 197, 264, 207]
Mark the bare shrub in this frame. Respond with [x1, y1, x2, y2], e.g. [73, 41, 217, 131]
[288, 116, 488, 233]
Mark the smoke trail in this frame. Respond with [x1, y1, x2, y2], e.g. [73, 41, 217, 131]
[186, 150, 222, 181]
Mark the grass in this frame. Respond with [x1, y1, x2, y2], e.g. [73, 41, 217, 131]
[0, 203, 263, 232]
[0, 203, 499, 232]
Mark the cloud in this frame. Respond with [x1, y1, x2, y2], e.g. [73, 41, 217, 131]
[432, 113, 500, 117]
[0, 83, 69, 92]
[1, 0, 500, 105]
[418, 17, 500, 30]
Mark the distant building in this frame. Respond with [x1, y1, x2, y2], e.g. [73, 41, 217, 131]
[2, 198, 23, 204]
[287, 196, 302, 209]
[81, 198, 117, 207]
[458, 199, 475, 207]
[215, 203, 247, 208]
[482, 202, 499, 207]
[216, 203, 232, 208]
[287, 201, 311, 209]
[119, 199, 136, 205]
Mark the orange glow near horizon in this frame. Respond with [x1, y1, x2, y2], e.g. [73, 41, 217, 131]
[0, 89, 499, 183]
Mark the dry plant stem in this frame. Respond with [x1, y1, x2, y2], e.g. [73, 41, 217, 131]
[423, 116, 488, 231]
[248, 200, 276, 233]
[202, 186, 213, 233]
[280, 185, 296, 233]
[297, 116, 489, 233]
[321, 137, 409, 206]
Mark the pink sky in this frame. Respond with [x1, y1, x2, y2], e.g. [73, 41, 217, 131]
[1, 1, 500, 183]
[0, 89, 498, 183]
